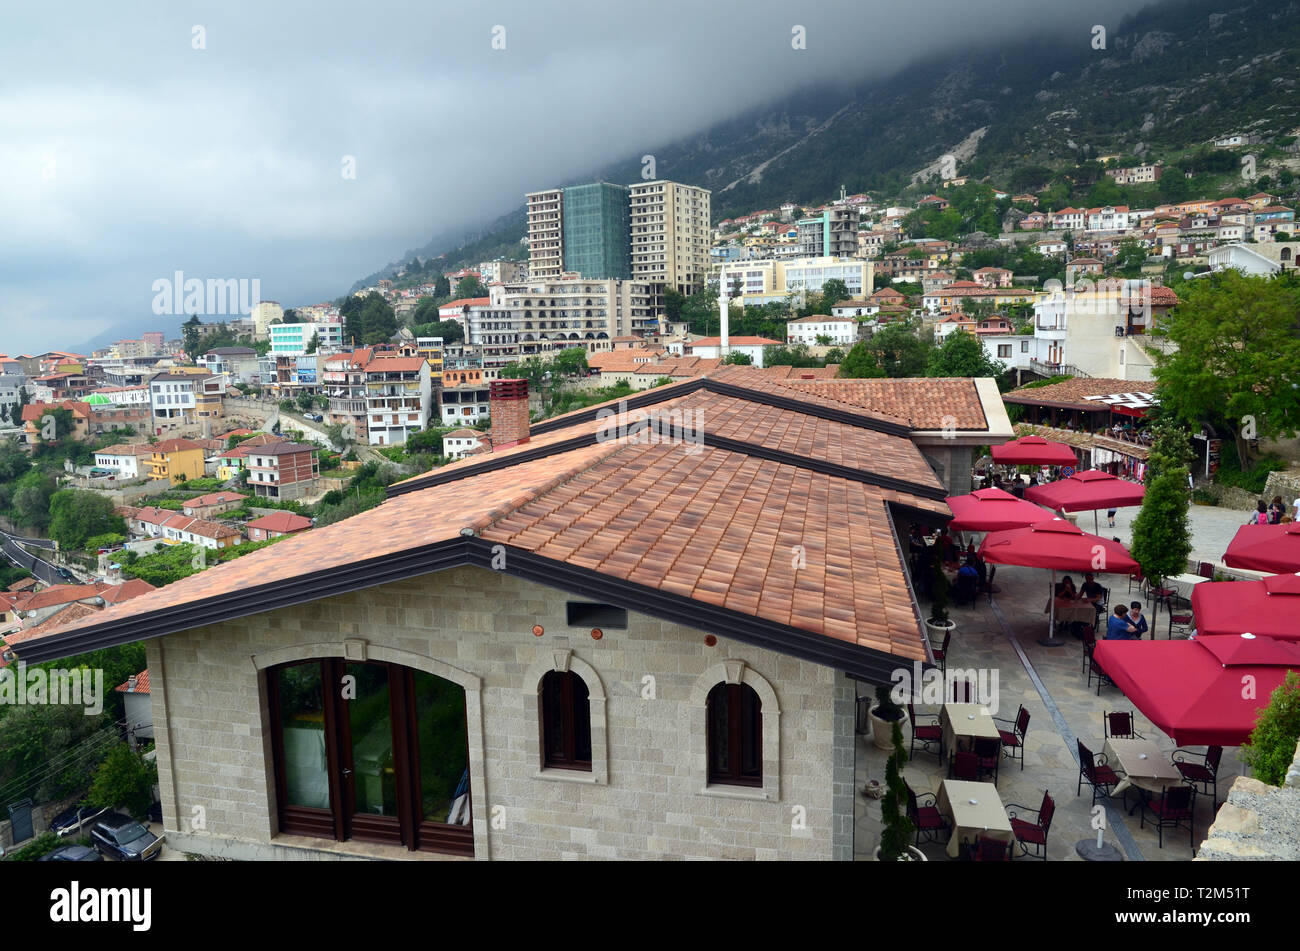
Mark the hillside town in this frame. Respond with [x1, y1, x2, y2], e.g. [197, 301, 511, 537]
[4, 12, 1300, 879]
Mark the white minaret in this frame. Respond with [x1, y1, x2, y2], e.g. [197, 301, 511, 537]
[718, 294, 730, 356]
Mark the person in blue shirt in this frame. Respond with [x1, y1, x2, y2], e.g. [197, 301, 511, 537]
[1127, 602, 1148, 638]
[1106, 604, 1138, 640]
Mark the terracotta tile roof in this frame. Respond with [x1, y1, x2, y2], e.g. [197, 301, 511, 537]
[152, 438, 203, 453]
[439, 298, 491, 309]
[185, 492, 246, 507]
[588, 349, 668, 372]
[246, 512, 312, 533]
[710, 369, 989, 431]
[689, 336, 783, 347]
[101, 579, 157, 605]
[6, 603, 103, 645]
[631, 356, 722, 377]
[19, 387, 953, 670]
[1003, 377, 1149, 410]
[15, 583, 112, 612]
[97, 444, 154, 457]
[6, 578, 39, 593]
[365, 357, 427, 373]
[115, 669, 150, 694]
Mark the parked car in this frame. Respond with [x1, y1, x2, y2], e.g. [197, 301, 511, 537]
[39, 844, 103, 862]
[88, 812, 162, 861]
[49, 803, 111, 837]
[56, 566, 74, 582]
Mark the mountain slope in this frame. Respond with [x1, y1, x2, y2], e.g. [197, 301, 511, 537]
[357, 0, 1300, 286]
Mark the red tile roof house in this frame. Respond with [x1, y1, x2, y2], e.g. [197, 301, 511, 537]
[120, 506, 243, 550]
[10, 370, 1012, 861]
[246, 442, 321, 501]
[183, 491, 247, 519]
[246, 511, 313, 541]
[117, 669, 154, 747]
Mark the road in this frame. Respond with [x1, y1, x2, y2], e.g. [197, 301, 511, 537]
[0, 529, 67, 585]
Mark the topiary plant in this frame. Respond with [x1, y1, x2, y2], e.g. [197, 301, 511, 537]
[1242, 671, 1300, 787]
[878, 720, 915, 861]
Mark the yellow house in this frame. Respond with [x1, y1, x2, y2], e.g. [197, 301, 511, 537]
[147, 438, 206, 484]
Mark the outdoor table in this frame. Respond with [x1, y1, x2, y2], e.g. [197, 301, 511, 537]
[1103, 737, 1184, 813]
[940, 702, 1000, 760]
[1046, 597, 1098, 626]
[937, 779, 1014, 859]
[1166, 572, 1209, 604]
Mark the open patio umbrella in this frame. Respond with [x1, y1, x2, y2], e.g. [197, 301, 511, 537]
[945, 487, 1051, 533]
[1223, 522, 1300, 574]
[991, 435, 1078, 466]
[1191, 572, 1300, 640]
[1092, 634, 1300, 746]
[1024, 469, 1146, 535]
[979, 518, 1138, 646]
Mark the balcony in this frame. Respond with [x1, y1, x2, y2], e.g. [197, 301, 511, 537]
[1029, 359, 1090, 378]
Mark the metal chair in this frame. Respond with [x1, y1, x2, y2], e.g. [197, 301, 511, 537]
[1168, 611, 1194, 639]
[949, 750, 980, 782]
[1006, 790, 1054, 860]
[965, 835, 1012, 861]
[949, 678, 974, 703]
[973, 736, 1001, 785]
[1085, 635, 1114, 695]
[1140, 783, 1196, 851]
[995, 705, 1030, 771]
[1077, 740, 1120, 807]
[908, 702, 943, 762]
[1196, 562, 1215, 579]
[931, 628, 951, 675]
[1172, 746, 1223, 811]
[905, 783, 951, 847]
[1081, 625, 1097, 676]
[1103, 710, 1144, 740]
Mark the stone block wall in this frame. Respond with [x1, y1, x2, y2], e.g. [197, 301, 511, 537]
[1197, 739, 1300, 861]
[147, 565, 848, 860]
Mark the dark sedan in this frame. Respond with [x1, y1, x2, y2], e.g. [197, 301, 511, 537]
[39, 845, 103, 862]
[89, 812, 163, 861]
[49, 803, 111, 837]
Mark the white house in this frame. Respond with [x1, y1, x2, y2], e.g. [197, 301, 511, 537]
[687, 336, 782, 368]
[149, 373, 197, 422]
[441, 429, 486, 460]
[94, 444, 154, 479]
[1034, 239, 1067, 257]
[1207, 242, 1300, 276]
[786, 316, 858, 347]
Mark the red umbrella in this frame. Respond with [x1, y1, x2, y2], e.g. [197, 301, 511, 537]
[946, 487, 1050, 533]
[979, 518, 1138, 646]
[1223, 522, 1300, 574]
[1025, 469, 1145, 512]
[1093, 634, 1300, 746]
[991, 435, 1078, 466]
[1191, 572, 1300, 640]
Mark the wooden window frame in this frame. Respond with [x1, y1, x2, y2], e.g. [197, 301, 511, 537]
[539, 670, 592, 772]
[706, 682, 763, 788]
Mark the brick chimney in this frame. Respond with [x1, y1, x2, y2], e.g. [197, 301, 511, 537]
[489, 378, 530, 450]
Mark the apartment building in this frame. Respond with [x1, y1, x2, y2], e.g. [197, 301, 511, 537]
[322, 349, 373, 442]
[364, 357, 432, 446]
[786, 316, 859, 347]
[198, 347, 260, 383]
[246, 442, 321, 500]
[149, 373, 197, 424]
[146, 438, 206, 484]
[477, 259, 529, 285]
[81, 395, 152, 434]
[251, 301, 284, 338]
[269, 321, 343, 355]
[717, 256, 875, 307]
[489, 277, 663, 357]
[438, 367, 492, 426]
[562, 182, 631, 279]
[526, 188, 565, 278]
[628, 180, 711, 294]
[1105, 164, 1163, 185]
[797, 208, 859, 258]
[415, 337, 444, 384]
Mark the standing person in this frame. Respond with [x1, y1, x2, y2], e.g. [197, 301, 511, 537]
[1127, 602, 1148, 639]
[1106, 604, 1138, 640]
[1107, 507, 1118, 528]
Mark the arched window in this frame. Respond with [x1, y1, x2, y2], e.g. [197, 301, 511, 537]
[707, 682, 762, 787]
[539, 670, 591, 770]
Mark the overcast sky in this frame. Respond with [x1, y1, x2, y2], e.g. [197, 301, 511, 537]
[0, 0, 1150, 354]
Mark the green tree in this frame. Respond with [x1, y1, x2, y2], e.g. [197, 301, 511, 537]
[434, 275, 451, 298]
[1129, 462, 1193, 588]
[927, 329, 1006, 383]
[48, 490, 127, 551]
[1242, 672, 1300, 786]
[281, 308, 301, 323]
[306, 331, 319, 354]
[721, 351, 753, 365]
[87, 743, 159, 821]
[819, 279, 850, 310]
[296, 392, 315, 413]
[454, 276, 488, 299]
[837, 341, 887, 378]
[850, 322, 931, 378]
[181, 315, 203, 360]
[12, 470, 56, 531]
[1152, 270, 1300, 465]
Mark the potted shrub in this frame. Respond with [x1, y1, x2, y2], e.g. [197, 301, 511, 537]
[870, 683, 908, 752]
[873, 720, 926, 861]
[925, 556, 956, 643]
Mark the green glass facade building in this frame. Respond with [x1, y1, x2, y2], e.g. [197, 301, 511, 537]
[562, 182, 631, 280]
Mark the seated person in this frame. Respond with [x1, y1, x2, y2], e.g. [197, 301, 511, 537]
[1127, 602, 1148, 638]
[1055, 575, 1078, 600]
[1079, 573, 1105, 606]
[952, 558, 980, 606]
[1105, 604, 1138, 640]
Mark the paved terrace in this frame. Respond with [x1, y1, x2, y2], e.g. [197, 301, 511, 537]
[854, 555, 1247, 862]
